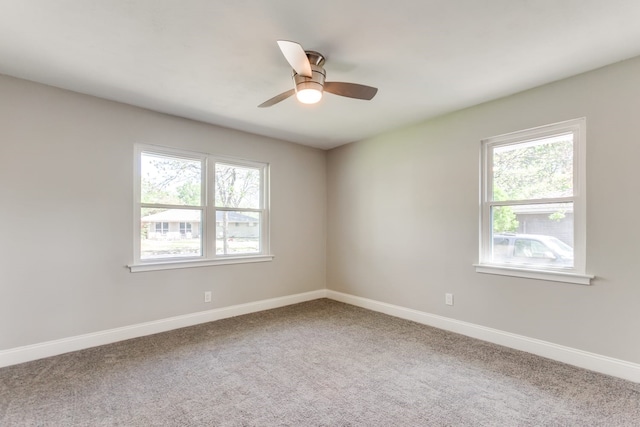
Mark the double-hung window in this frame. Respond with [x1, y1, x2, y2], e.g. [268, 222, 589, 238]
[130, 145, 271, 272]
[476, 118, 592, 285]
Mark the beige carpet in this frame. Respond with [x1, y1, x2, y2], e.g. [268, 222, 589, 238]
[1, 299, 639, 426]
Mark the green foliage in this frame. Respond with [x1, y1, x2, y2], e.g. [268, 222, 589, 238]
[492, 138, 572, 228]
[177, 182, 201, 205]
[141, 178, 169, 204]
[141, 155, 201, 206]
[493, 205, 519, 233]
[493, 138, 573, 202]
[549, 210, 566, 221]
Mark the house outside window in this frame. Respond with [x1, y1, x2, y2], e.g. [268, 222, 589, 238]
[476, 118, 592, 285]
[130, 145, 272, 272]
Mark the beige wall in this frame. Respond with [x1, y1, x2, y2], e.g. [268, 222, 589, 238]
[327, 56, 640, 364]
[0, 74, 327, 350]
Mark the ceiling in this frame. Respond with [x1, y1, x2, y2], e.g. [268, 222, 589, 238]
[2, 1, 640, 150]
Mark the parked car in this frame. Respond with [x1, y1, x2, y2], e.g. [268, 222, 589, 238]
[492, 233, 574, 268]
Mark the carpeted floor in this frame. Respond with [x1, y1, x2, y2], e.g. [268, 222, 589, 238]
[1, 299, 639, 426]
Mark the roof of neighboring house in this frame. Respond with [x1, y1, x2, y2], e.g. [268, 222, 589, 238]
[141, 209, 257, 223]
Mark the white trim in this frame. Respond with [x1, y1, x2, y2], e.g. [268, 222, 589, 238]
[0, 289, 326, 368]
[128, 254, 275, 272]
[326, 290, 640, 383]
[474, 264, 593, 285]
[3, 289, 638, 383]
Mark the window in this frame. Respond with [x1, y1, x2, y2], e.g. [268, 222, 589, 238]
[476, 118, 592, 285]
[214, 162, 263, 255]
[130, 145, 272, 272]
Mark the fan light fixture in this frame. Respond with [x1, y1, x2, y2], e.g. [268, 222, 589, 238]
[296, 88, 323, 104]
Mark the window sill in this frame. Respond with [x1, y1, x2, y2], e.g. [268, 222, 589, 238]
[474, 263, 594, 285]
[128, 255, 275, 273]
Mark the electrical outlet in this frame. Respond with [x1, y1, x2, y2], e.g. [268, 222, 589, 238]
[204, 291, 212, 303]
[445, 293, 454, 306]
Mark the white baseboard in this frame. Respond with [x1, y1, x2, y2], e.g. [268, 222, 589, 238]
[3, 288, 639, 384]
[326, 290, 640, 383]
[0, 289, 327, 368]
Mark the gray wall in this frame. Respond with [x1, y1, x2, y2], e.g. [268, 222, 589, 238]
[0, 74, 327, 350]
[327, 56, 640, 364]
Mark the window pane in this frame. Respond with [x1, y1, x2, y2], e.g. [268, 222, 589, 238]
[216, 210, 260, 255]
[492, 134, 573, 201]
[215, 163, 261, 209]
[141, 208, 202, 259]
[141, 153, 202, 206]
[491, 202, 573, 268]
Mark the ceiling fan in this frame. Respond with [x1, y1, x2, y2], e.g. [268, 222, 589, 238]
[258, 40, 378, 108]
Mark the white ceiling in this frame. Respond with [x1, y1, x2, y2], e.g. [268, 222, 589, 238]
[2, 1, 640, 150]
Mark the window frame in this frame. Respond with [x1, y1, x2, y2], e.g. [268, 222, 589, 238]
[475, 118, 593, 285]
[129, 144, 273, 272]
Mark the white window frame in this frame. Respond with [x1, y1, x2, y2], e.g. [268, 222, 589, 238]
[475, 118, 593, 285]
[129, 144, 273, 272]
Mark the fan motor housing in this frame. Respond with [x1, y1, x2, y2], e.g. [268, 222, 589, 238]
[292, 63, 326, 94]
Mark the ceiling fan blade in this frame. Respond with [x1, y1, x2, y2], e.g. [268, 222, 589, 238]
[277, 40, 312, 77]
[324, 82, 378, 100]
[258, 89, 295, 108]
